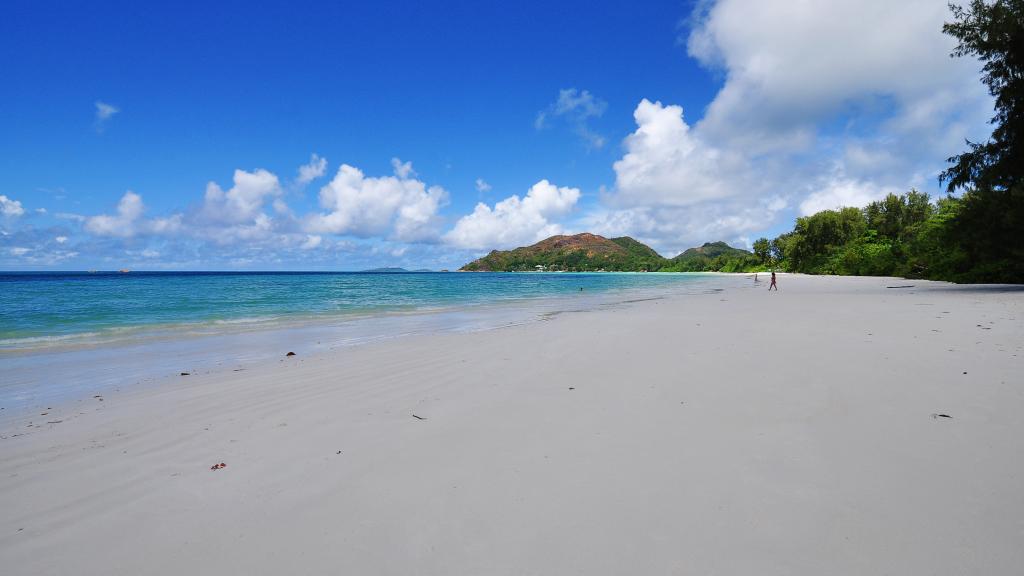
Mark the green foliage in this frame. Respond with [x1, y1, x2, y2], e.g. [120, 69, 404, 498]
[941, 185, 1024, 281]
[941, 0, 1024, 192]
[901, 196, 970, 279]
[864, 190, 933, 240]
[935, 1, 1024, 282]
[765, 189, 1019, 282]
[827, 232, 899, 276]
[609, 236, 666, 271]
[752, 238, 771, 264]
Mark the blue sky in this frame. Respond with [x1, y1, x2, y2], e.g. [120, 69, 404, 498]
[0, 0, 994, 270]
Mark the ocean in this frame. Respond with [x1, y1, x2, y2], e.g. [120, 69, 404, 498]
[0, 271, 725, 350]
[0, 271, 733, 411]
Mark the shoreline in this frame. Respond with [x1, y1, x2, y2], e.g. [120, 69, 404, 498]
[1, 274, 1022, 574]
[0, 274, 736, 417]
[0, 271, 720, 355]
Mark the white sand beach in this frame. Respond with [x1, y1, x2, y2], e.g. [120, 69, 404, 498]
[1, 274, 1022, 575]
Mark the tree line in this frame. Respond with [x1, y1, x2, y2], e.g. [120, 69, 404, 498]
[746, 190, 1016, 281]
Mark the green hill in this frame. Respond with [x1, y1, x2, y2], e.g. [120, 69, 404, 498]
[674, 241, 749, 260]
[460, 233, 659, 271]
[610, 236, 664, 266]
[663, 241, 758, 272]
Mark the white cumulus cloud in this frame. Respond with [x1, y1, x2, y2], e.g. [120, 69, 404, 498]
[84, 191, 183, 238]
[1, 195, 25, 217]
[305, 159, 447, 242]
[590, 98, 781, 254]
[611, 99, 751, 208]
[686, 0, 989, 156]
[201, 169, 283, 225]
[445, 180, 580, 250]
[296, 153, 328, 185]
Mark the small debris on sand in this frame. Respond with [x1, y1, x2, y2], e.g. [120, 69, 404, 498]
[210, 462, 227, 470]
[180, 372, 190, 376]
[412, 414, 426, 420]
[886, 285, 915, 289]
[569, 387, 575, 390]
[286, 351, 296, 357]
[931, 413, 953, 419]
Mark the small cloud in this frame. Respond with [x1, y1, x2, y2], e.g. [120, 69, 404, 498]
[301, 234, 322, 250]
[84, 191, 182, 238]
[0, 195, 25, 217]
[85, 191, 144, 237]
[391, 158, 416, 179]
[9, 247, 30, 256]
[55, 236, 68, 244]
[94, 101, 119, 132]
[475, 178, 492, 193]
[552, 88, 607, 118]
[36, 186, 66, 200]
[536, 88, 608, 149]
[35, 207, 47, 214]
[95, 101, 118, 121]
[296, 153, 328, 186]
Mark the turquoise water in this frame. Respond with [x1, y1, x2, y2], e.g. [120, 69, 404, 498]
[0, 271, 738, 413]
[0, 271, 711, 351]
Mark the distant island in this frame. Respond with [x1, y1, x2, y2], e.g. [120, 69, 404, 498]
[459, 233, 759, 272]
[361, 267, 434, 273]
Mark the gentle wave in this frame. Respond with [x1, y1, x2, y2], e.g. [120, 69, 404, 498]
[0, 332, 104, 347]
[0, 271, 717, 352]
[211, 316, 282, 325]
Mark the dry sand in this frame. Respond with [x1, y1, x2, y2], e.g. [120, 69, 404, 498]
[1, 274, 1022, 575]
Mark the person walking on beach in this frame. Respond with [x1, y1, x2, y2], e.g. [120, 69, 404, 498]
[768, 271, 778, 291]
